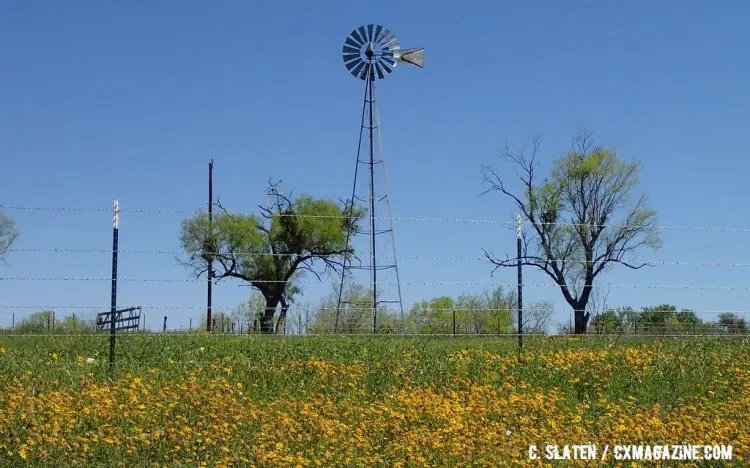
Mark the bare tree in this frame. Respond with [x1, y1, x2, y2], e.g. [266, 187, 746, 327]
[481, 130, 661, 333]
[587, 285, 611, 334]
[0, 210, 19, 262]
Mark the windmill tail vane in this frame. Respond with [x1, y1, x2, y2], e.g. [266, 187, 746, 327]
[395, 48, 425, 68]
[336, 25, 423, 334]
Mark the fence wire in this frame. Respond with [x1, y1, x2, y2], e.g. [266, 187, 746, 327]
[2, 202, 749, 338]
[5, 203, 750, 232]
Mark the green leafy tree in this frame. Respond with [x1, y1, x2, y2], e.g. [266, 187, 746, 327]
[481, 130, 661, 334]
[0, 210, 19, 261]
[199, 310, 233, 332]
[455, 293, 487, 334]
[232, 292, 266, 332]
[630, 304, 705, 335]
[12, 310, 92, 333]
[309, 283, 397, 334]
[406, 287, 515, 334]
[589, 309, 624, 334]
[585, 304, 714, 335]
[483, 287, 516, 334]
[180, 181, 362, 333]
[407, 296, 455, 334]
[517, 300, 554, 334]
[617, 306, 640, 334]
[636, 304, 674, 334]
[715, 312, 747, 335]
[14, 310, 54, 333]
[55, 314, 94, 333]
[673, 309, 703, 334]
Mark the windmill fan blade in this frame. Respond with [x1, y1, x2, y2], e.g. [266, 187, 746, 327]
[357, 26, 368, 43]
[345, 36, 362, 49]
[381, 31, 397, 45]
[359, 64, 370, 80]
[342, 25, 420, 80]
[373, 25, 384, 43]
[381, 56, 396, 67]
[353, 59, 367, 74]
[396, 48, 424, 68]
[343, 53, 360, 65]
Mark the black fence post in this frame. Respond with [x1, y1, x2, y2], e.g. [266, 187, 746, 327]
[517, 214, 523, 355]
[109, 200, 120, 376]
[207, 160, 214, 332]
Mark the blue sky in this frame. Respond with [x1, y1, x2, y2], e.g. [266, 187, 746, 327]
[1, 1, 750, 331]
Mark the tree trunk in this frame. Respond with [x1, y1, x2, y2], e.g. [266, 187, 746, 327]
[275, 298, 289, 335]
[260, 296, 280, 334]
[573, 303, 590, 334]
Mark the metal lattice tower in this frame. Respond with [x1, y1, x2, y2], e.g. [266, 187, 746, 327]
[336, 24, 424, 333]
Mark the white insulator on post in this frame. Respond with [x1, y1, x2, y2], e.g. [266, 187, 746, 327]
[516, 214, 522, 240]
[113, 200, 120, 229]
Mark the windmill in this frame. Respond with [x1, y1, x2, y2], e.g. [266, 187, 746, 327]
[336, 25, 424, 333]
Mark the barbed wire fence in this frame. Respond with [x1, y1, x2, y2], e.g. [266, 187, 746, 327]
[1, 203, 749, 342]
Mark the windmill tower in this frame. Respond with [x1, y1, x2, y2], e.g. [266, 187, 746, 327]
[336, 25, 424, 333]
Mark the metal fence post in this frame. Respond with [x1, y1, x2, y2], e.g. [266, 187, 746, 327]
[109, 200, 120, 376]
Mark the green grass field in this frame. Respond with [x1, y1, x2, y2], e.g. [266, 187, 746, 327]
[0, 335, 748, 466]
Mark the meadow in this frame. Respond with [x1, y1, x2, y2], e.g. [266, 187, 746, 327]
[0, 334, 747, 466]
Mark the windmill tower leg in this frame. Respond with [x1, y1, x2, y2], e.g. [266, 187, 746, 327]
[373, 90, 406, 329]
[335, 71, 369, 334]
[367, 67, 378, 332]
